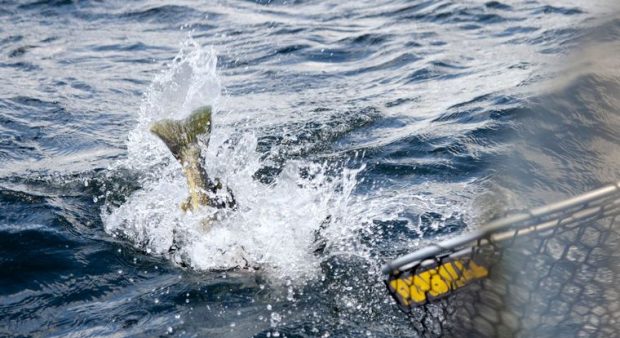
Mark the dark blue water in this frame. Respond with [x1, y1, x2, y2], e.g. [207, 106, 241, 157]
[2, 1, 620, 337]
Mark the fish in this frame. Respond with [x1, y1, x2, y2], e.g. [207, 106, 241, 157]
[150, 106, 236, 212]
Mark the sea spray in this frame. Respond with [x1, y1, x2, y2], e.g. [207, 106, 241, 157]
[102, 39, 368, 280]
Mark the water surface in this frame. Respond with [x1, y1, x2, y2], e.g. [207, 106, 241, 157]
[1, 0, 620, 336]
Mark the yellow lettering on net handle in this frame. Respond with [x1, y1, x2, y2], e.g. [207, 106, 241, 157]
[388, 259, 489, 307]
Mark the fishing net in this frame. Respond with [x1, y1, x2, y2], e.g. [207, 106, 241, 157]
[383, 182, 620, 337]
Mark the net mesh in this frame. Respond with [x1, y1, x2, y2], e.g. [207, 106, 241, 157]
[384, 183, 620, 337]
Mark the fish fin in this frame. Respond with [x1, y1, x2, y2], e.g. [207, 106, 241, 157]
[149, 106, 212, 160]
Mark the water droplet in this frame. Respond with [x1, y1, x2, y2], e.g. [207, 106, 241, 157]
[270, 312, 282, 327]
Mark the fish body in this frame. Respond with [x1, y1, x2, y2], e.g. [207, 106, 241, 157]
[150, 106, 235, 211]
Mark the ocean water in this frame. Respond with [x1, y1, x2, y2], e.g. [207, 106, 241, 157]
[1, 0, 620, 337]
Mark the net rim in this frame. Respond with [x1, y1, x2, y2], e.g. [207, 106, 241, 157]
[382, 181, 620, 274]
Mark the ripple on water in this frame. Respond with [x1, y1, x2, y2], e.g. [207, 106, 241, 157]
[1, 0, 619, 337]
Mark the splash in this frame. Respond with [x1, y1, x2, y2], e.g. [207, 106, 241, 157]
[125, 38, 221, 171]
[101, 39, 365, 280]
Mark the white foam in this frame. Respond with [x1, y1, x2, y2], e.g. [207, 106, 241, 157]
[101, 38, 366, 280]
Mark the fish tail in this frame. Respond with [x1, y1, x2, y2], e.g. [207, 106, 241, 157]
[149, 106, 212, 160]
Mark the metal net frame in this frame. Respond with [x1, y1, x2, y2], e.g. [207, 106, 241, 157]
[382, 182, 620, 337]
